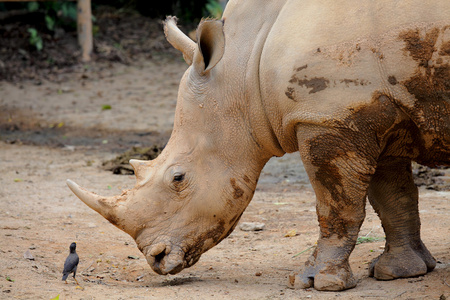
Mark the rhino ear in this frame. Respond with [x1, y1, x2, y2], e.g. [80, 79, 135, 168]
[194, 19, 225, 73]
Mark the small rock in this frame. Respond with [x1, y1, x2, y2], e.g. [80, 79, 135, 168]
[24, 250, 34, 260]
[63, 145, 76, 151]
[128, 255, 140, 260]
[61, 86, 73, 93]
[255, 272, 262, 276]
[239, 222, 265, 231]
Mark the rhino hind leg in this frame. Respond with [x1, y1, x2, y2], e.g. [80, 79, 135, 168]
[291, 129, 379, 291]
[367, 157, 436, 280]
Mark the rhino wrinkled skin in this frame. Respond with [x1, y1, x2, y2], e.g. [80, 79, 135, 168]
[67, 0, 450, 291]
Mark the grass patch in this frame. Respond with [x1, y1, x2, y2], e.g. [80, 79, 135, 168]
[356, 236, 385, 245]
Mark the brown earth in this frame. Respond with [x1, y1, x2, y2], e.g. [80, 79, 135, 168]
[0, 11, 449, 300]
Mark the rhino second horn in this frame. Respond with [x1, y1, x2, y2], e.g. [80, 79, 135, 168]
[164, 16, 196, 65]
[66, 179, 118, 219]
[129, 159, 148, 185]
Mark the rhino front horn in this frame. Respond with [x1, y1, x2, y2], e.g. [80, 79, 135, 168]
[66, 179, 122, 223]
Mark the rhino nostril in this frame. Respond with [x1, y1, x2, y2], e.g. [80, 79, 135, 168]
[149, 243, 170, 265]
[149, 243, 166, 256]
[154, 251, 165, 264]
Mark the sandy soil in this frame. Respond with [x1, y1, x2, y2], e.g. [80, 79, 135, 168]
[0, 57, 449, 300]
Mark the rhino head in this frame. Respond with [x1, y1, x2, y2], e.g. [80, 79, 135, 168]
[67, 16, 282, 275]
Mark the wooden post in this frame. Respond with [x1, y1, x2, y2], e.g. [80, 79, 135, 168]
[77, 0, 93, 62]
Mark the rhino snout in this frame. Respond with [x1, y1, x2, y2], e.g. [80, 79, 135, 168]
[144, 243, 185, 275]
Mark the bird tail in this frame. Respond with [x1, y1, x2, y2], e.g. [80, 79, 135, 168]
[62, 273, 69, 281]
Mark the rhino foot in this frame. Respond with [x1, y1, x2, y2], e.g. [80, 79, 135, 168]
[288, 263, 356, 291]
[369, 243, 436, 280]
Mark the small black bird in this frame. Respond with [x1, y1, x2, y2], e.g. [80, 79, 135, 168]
[62, 242, 79, 285]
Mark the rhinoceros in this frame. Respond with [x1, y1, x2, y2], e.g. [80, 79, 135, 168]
[67, 0, 450, 291]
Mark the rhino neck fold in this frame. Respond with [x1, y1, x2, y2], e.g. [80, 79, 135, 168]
[222, 0, 287, 158]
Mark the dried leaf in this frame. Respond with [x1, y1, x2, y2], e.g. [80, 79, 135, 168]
[284, 229, 297, 237]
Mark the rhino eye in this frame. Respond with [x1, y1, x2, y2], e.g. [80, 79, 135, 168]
[173, 174, 185, 182]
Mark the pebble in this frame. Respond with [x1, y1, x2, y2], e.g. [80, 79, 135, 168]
[24, 250, 34, 260]
[239, 222, 265, 231]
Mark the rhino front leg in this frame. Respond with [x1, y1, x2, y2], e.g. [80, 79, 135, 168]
[367, 157, 436, 280]
[290, 128, 378, 291]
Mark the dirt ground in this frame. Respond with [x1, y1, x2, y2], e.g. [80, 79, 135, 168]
[1, 53, 450, 299]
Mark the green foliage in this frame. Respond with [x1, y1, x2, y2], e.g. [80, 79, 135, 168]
[28, 28, 43, 51]
[60, 2, 78, 21]
[27, 2, 39, 12]
[356, 236, 385, 245]
[26, 2, 79, 32]
[45, 15, 55, 31]
[205, 0, 223, 18]
[92, 25, 100, 37]
[43, 2, 78, 31]
[24, 2, 90, 51]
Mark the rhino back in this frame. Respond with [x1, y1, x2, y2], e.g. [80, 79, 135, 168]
[259, 0, 450, 163]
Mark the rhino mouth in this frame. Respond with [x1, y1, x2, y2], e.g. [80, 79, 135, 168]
[141, 222, 230, 275]
[143, 243, 201, 275]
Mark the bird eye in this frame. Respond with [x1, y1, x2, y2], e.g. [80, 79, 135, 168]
[173, 173, 185, 182]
